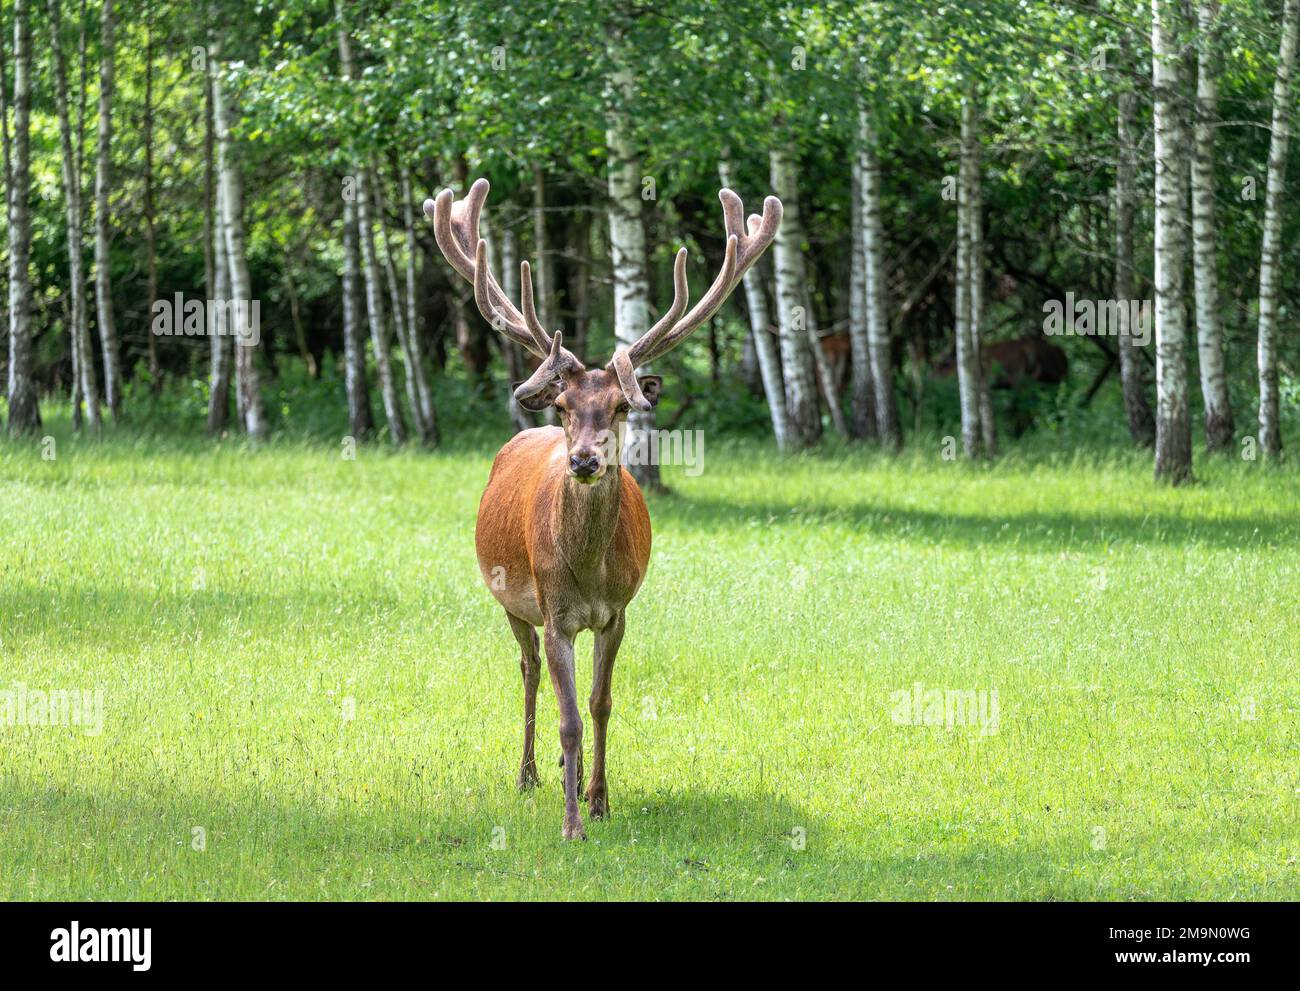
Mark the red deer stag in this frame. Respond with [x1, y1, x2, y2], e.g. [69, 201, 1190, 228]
[425, 179, 781, 839]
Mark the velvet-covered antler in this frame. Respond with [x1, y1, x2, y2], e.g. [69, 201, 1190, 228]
[425, 179, 583, 400]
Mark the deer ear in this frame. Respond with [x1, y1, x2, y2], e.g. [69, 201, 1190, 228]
[514, 379, 563, 412]
[636, 375, 663, 408]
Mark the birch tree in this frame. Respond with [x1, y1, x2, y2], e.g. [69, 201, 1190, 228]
[848, 162, 878, 441]
[1191, 0, 1233, 452]
[340, 184, 372, 439]
[48, 0, 100, 431]
[720, 157, 788, 450]
[93, 0, 122, 420]
[605, 32, 660, 488]
[373, 164, 433, 444]
[142, 2, 161, 391]
[212, 39, 266, 438]
[207, 178, 232, 434]
[401, 166, 438, 444]
[1256, 0, 1300, 458]
[5, 0, 39, 434]
[770, 145, 823, 448]
[1151, 0, 1193, 482]
[855, 101, 901, 449]
[953, 95, 983, 459]
[336, 11, 405, 444]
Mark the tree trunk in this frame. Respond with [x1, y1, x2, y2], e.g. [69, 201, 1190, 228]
[372, 163, 430, 443]
[1191, 0, 1234, 452]
[719, 158, 788, 450]
[93, 0, 122, 420]
[856, 103, 902, 449]
[1152, 0, 1193, 483]
[401, 166, 438, 444]
[968, 115, 996, 455]
[212, 39, 266, 438]
[1256, 0, 1299, 458]
[340, 191, 372, 439]
[605, 57, 661, 489]
[48, 0, 100, 431]
[5, 0, 39, 433]
[353, 169, 406, 443]
[954, 96, 982, 458]
[848, 163, 878, 441]
[207, 171, 232, 434]
[769, 145, 822, 448]
[336, 14, 405, 444]
[143, 2, 161, 393]
[1116, 40, 1156, 446]
[0, 0, 14, 433]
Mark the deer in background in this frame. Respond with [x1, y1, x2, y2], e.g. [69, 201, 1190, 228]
[426, 178, 781, 839]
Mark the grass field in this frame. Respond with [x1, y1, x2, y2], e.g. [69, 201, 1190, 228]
[1, 424, 1297, 900]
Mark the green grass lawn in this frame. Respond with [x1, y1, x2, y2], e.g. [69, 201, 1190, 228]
[1, 425, 1296, 900]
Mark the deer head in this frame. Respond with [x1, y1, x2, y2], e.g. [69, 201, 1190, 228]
[425, 178, 782, 482]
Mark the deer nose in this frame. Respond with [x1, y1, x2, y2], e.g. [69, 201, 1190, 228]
[569, 453, 601, 477]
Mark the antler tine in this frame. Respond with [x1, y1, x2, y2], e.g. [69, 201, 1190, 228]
[514, 329, 582, 402]
[519, 260, 554, 354]
[425, 178, 568, 362]
[623, 189, 782, 368]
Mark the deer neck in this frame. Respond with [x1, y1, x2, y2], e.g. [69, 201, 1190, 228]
[551, 467, 622, 574]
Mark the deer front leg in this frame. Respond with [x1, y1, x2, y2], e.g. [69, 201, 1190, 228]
[506, 612, 541, 790]
[587, 610, 624, 820]
[543, 623, 585, 841]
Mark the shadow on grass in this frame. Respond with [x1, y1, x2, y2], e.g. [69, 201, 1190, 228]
[651, 492, 1300, 550]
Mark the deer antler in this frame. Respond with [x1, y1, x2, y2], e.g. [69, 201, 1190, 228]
[613, 190, 782, 386]
[425, 179, 583, 400]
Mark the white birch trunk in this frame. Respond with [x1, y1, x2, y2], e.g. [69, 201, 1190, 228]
[968, 125, 995, 455]
[857, 104, 902, 449]
[93, 0, 121, 420]
[848, 160, 877, 440]
[954, 97, 980, 458]
[1192, 0, 1234, 451]
[719, 158, 788, 450]
[1152, 0, 1193, 482]
[212, 43, 266, 438]
[769, 146, 823, 447]
[340, 189, 371, 439]
[1256, 0, 1300, 457]
[208, 174, 232, 434]
[47, 0, 100, 431]
[5, 0, 39, 433]
[606, 61, 659, 487]
[401, 166, 437, 444]
[372, 163, 429, 444]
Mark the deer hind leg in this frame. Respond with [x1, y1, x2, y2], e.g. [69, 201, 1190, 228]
[587, 610, 624, 820]
[543, 623, 585, 841]
[507, 612, 541, 790]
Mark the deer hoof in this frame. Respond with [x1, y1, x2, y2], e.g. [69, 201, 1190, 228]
[587, 790, 609, 820]
[562, 818, 587, 841]
[516, 762, 540, 791]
